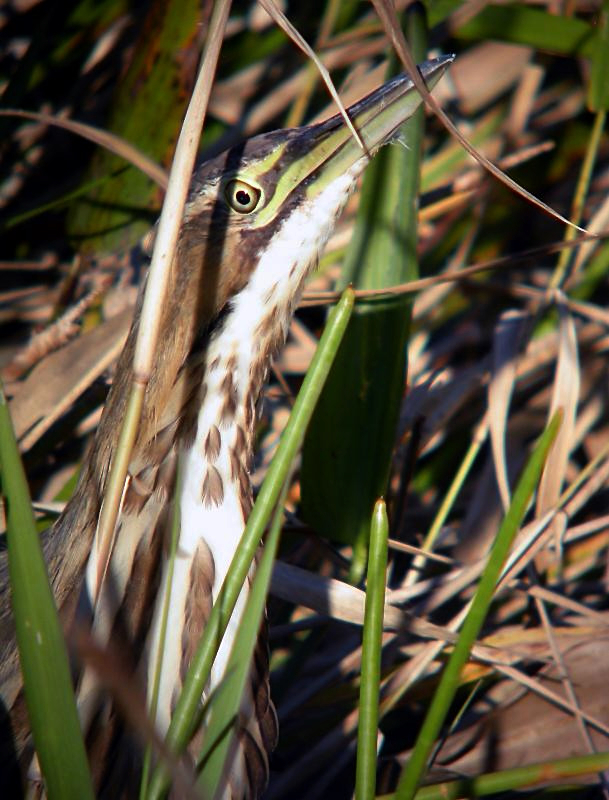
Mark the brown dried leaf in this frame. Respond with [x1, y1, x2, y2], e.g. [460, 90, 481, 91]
[436, 42, 533, 115]
[488, 310, 527, 511]
[9, 308, 132, 450]
[258, 0, 364, 149]
[434, 633, 609, 780]
[537, 297, 580, 515]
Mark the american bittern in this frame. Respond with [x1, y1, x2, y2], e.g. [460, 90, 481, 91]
[1, 56, 451, 797]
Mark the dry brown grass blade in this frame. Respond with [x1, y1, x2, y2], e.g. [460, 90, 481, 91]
[370, 0, 589, 234]
[488, 311, 527, 511]
[271, 623, 538, 798]
[258, 0, 364, 148]
[301, 231, 606, 305]
[0, 110, 168, 190]
[3, 282, 108, 382]
[401, 364, 486, 455]
[571, 190, 609, 277]
[427, 41, 533, 114]
[496, 446, 609, 591]
[272, 564, 530, 672]
[497, 510, 561, 592]
[8, 307, 132, 450]
[209, 35, 386, 133]
[532, 591, 601, 767]
[434, 634, 609, 778]
[272, 560, 404, 633]
[561, 443, 609, 517]
[395, 508, 558, 616]
[90, 0, 233, 602]
[566, 514, 609, 546]
[5, 4, 609, 795]
[520, 584, 609, 626]
[537, 296, 580, 516]
[386, 619, 609, 744]
[387, 538, 454, 565]
[492, 658, 609, 740]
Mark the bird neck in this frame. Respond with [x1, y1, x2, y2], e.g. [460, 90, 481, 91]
[176, 241, 304, 573]
[146, 237, 306, 729]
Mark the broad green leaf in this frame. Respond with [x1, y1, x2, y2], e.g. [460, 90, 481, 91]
[67, 0, 203, 252]
[454, 5, 595, 57]
[301, 7, 428, 581]
[587, 1, 609, 111]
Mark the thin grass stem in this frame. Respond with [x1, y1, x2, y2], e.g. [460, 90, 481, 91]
[355, 499, 389, 800]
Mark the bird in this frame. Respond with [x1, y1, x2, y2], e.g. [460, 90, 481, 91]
[0, 55, 451, 797]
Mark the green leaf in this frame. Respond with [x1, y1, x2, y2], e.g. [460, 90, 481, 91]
[355, 500, 389, 800]
[454, 5, 595, 57]
[0, 381, 94, 800]
[67, 0, 203, 252]
[587, 1, 609, 111]
[377, 750, 609, 798]
[301, 7, 428, 581]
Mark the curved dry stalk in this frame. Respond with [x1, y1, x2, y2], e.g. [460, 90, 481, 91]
[0, 110, 169, 189]
[258, 0, 365, 149]
[372, 0, 590, 234]
[90, 0, 233, 605]
[301, 231, 607, 305]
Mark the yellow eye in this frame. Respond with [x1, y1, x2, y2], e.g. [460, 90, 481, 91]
[224, 179, 261, 214]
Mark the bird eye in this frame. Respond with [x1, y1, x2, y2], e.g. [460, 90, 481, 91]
[224, 179, 262, 214]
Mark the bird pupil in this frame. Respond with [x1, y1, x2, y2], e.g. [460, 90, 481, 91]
[236, 189, 250, 206]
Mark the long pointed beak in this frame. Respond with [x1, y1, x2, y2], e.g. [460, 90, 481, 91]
[304, 54, 454, 191]
[251, 55, 453, 227]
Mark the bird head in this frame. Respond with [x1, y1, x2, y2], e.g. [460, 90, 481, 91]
[113, 56, 453, 452]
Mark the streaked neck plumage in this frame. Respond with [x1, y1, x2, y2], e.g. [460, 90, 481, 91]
[146, 164, 361, 731]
